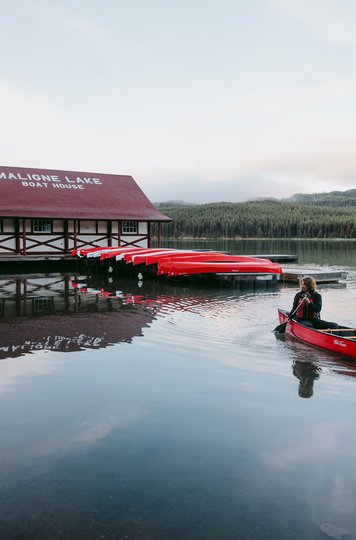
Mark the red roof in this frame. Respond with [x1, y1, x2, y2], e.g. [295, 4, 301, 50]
[0, 166, 171, 221]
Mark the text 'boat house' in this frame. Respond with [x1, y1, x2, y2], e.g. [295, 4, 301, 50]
[0, 166, 171, 255]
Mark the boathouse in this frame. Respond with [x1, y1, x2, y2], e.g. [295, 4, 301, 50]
[0, 166, 171, 255]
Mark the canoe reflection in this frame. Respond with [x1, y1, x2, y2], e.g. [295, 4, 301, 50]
[275, 332, 356, 396]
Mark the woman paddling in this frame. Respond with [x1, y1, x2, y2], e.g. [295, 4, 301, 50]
[290, 276, 338, 330]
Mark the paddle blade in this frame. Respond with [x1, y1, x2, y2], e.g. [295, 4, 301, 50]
[274, 321, 287, 333]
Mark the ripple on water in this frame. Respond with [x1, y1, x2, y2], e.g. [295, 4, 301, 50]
[71, 272, 356, 386]
[142, 291, 290, 380]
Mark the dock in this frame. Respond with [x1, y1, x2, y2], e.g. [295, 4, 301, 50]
[0, 254, 79, 274]
[0, 253, 347, 285]
[0, 254, 74, 262]
[282, 268, 347, 283]
[0, 253, 298, 264]
[250, 254, 299, 263]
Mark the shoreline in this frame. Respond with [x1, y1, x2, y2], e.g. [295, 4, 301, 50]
[154, 237, 356, 241]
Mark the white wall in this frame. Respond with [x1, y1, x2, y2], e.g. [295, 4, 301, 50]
[0, 219, 151, 253]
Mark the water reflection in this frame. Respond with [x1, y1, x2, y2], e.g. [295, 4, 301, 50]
[1, 265, 356, 538]
[275, 330, 356, 398]
[292, 360, 321, 398]
[1, 271, 352, 369]
[0, 272, 280, 362]
[159, 238, 356, 267]
[0, 274, 157, 359]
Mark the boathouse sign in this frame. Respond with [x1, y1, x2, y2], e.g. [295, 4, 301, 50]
[0, 170, 103, 190]
[0, 165, 171, 255]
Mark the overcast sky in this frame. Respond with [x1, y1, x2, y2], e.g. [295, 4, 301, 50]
[1, 0, 356, 203]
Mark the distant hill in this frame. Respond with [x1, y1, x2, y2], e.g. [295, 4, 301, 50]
[286, 188, 356, 206]
[153, 191, 356, 239]
[155, 188, 356, 208]
[153, 200, 196, 209]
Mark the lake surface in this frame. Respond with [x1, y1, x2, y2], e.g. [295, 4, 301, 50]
[0, 239, 356, 539]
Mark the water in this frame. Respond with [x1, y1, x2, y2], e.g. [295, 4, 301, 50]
[0, 240, 356, 539]
[159, 237, 356, 267]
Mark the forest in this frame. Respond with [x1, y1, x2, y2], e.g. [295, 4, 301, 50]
[155, 193, 356, 239]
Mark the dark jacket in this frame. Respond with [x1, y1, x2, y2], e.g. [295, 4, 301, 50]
[291, 290, 322, 320]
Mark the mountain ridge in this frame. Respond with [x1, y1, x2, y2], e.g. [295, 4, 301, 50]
[154, 187, 356, 208]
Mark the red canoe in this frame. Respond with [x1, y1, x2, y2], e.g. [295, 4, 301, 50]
[123, 248, 175, 264]
[131, 249, 201, 266]
[277, 309, 356, 360]
[156, 253, 258, 267]
[100, 247, 144, 261]
[158, 259, 282, 276]
[73, 246, 111, 257]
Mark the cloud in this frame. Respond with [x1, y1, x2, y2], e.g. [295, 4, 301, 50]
[271, 0, 356, 46]
[0, 349, 148, 468]
[262, 420, 355, 518]
[144, 172, 298, 203]
[1, 2, 355, 203]
[1, 74, 354, 204]
[24, 0, 143, 65]
[0, 80, 83, 166]
[264, 419, 350, 472]
[144, 161, 356, 203]
[22, 0, 115, 51]
[0, 355, 55, 396]
[56, 15, 116, 51]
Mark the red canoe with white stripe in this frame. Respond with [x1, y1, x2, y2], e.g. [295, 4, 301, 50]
[277, 309, 356, 359]
[158, 259, 282, 277]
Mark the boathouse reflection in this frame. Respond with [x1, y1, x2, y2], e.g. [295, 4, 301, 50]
[0, 275, 157, 360]
[0, 270, 279, 362]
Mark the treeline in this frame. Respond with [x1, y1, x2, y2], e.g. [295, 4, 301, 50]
[156, 200, 356, 239]
[287, 191, 356, 207]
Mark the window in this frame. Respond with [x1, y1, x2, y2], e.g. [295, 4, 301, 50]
[32, 297, 55, 314]
[122, 221, 138, 234]
[78, 221, 96, 233]
[32, 219, 52, 233]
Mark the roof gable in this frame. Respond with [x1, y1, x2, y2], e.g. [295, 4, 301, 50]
[0, 166, 171, 221]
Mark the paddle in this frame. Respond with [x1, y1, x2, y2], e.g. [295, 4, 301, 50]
[317, 328, 356, 332]
[274, 304, 300, 333]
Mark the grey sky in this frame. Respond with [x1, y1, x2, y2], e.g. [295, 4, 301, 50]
[1, 0, 356, 202]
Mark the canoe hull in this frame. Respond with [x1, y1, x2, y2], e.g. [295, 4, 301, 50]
[277, 309, 356, 359]
[159, 260, 282, 276]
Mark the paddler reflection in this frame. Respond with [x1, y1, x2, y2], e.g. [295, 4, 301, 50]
[292, 360, 321, 398]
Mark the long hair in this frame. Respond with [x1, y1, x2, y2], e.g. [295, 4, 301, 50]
[300, 276, 316, 292]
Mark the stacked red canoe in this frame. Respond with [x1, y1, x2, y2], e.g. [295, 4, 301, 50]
[73, 247, 282, 280]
